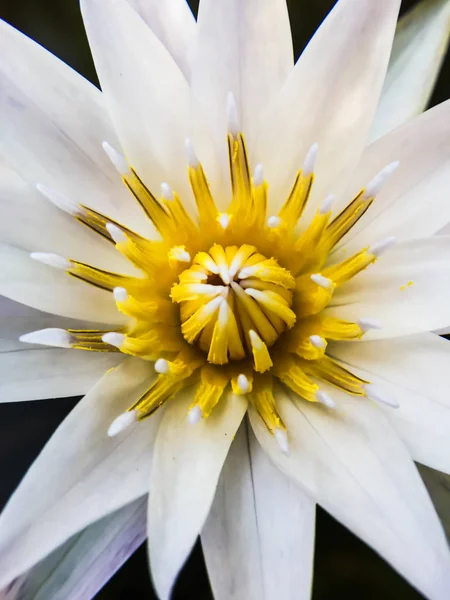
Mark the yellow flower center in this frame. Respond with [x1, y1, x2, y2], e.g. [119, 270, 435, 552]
[171, 245, 296, 371]
[30, 95, 399, 448]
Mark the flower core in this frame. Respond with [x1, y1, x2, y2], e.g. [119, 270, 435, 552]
[28, 95, 400, 448]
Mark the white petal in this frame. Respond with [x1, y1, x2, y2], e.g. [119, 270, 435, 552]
[191, 0, 293, 156]
[202, 422, 315, 600]
[0, 163, 132, 273]
[127, 0, 195, 80]
[0, 20, 149, 236]
[80, 0, 198, 212]
[0, 244, 125, 325]
[250, 386, 450, 599]
[256, 0, 401, 215]
[0, 359, 160, 588]
[419, 466, 450, 539]
[371, 0, 450, 141]
[331, 333, 450, 475]
[335, 100, 450, 254]
[4, 497, 146, 600]
[328, 236, 450, 338]
[147, 392, 247, 600]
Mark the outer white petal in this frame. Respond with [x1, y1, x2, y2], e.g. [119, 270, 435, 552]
[202, 423, 315, 600]
[250, 386, 450, 599]
[0, 358, 159, 589]
[0, 295, 122, 402]
[371, 0, 450, 141]
[255, 0, 401, 215]
[0, 244, 126, 325]
[127, 0, 195, 80]
[2, 497, 146, 600]
[335, 100, 450, 253]
[331, 333, 450, 475]
[191, 0, 293, 156]
[0, 162, 132, 273]
[80, 0, 201, 212]
[0, 20, 149, 236]
[147, 392, 247, 600]
[328, 236, 450, 339]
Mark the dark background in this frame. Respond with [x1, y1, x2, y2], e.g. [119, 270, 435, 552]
[0, 0, 449, 598]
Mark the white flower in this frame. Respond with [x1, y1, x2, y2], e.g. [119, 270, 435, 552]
[1, 0, 450, 599]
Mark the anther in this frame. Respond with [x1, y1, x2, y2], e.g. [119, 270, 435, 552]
[36, 184, 83, 216]
[30, 252, 72, 270]
[303, 143, 319, 176]
[274, 428, 290, 455]
[19, 328, 73, 348]
[311, 273, 333, 289]
[363, 161, 400, 199]
[364, 384, 399, 408]
[113, 287, 129, 303]
[102, 141, 130, 176]
[319, 194, 335, 215]
[106, 223, 127, 244]
[161, 182, 174, 201]
[107, 410, 137, 437]
[369, 236, 396, 257]
[169, 246, 191, 263]
[267, 216, 282, 229]
[154, 358, 169, 374]
[188, 405, 203, 425]
[227, 91, 240, 136]
[316, 390, 336, 409]
[358, 318, 382, 333]
[309, 335, 326, 349]
[185, 138, 199, 168]
[253, 164, 264, 187]
[217, 213, 230, 229]
[237, 374, 250, 394]
[102, 332, 125, 349]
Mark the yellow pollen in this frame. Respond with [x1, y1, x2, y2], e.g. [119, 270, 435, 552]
[171, 245, 296, 371]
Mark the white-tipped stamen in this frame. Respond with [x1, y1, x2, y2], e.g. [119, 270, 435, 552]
[154, 358, 170, 374]
[19, 328, 73, 348]
[274, 428, 290, 455]
[369, 236, 396, 257]
[161, 182, 174, 201]
[36, 183, 82, 216]
[358, 318, 382, 333]
[106, 222, 127, 244]
[170, 246, 191, 263]
[113, 286, 129, 303]
[30, 252, 72, 270]
[237, 373, 250, 394]
[102, 141, 130, 176]
[102, 332, 125, 349]
[218, 213, 230, 229]
[188, 405, 203, 425]
[227, 91, 240, 136]
[185, 138, 199, 168]
[364, 384, 399, 408]
[319, 194, 335, 215]
[253, 163, 264, 187]
[107, 410, 137, 437]
[316, 390, 336, 409]
[363, 160, 400, 199]
[267, 215, 282, 229]
[303, 142, 319, 176]
[311, 273, 333, 289]
[309, 335, 326, 349]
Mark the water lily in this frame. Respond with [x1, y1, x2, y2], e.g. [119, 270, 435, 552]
[1, 0, 450, 598]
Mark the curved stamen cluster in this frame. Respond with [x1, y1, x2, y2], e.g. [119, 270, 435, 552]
[22, 94, 401, 453]
[171, 245, 296, 370]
